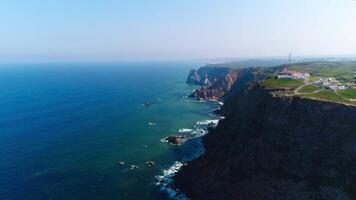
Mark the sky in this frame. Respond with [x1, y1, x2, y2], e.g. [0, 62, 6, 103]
[0, 0, 356, 62]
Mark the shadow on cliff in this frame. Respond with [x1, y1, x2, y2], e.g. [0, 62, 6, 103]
[175, 81, 356, 200]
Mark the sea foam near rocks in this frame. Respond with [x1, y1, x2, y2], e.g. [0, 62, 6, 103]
[196, 119, 219, 126]
[178, 128, 193, 133]
[190, 128, 207, 137]
[157, 92, 223, 199]
[157, 118, 220, 199]
[156, 138, 206, 200]
[155, 162, 189, 200]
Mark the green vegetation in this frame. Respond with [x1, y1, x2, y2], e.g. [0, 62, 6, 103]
[308, 76, 320, 82]
[338, 89, 356, 99]
[261, 77, 303, 89]
[288, 61, 356, 83]
[301, 90, 356, 106]
[303, 90, 340, 101]
[299, 85, 319, 93]
[205, 60, 286, 69]
[258, 61, 356, 106]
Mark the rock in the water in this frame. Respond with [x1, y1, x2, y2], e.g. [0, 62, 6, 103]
[146, 161, 155, 167]
[117, 161, 125, 165]
[162, 135, 188, 145]
[166, 136, 183, 145]
[148, 122, 157, 126]
[143, 101, 152, 107]
[129, 164, 139, 170]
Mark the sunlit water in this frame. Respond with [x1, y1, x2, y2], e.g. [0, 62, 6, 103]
[0, 62, 219, 200]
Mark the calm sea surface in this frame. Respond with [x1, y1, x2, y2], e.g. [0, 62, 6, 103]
[0, 62, 218, 200]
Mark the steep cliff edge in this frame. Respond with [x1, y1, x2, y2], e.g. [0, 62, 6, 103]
[187, 66, 239, 100]
[174, 83, 356, 200]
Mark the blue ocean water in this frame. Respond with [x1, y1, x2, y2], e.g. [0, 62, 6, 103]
[0, 63, 219, 200]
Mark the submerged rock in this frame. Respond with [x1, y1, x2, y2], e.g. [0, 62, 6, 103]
[117, 161, 125, 165]
[129, 164, 139, 170]
[148, 122, 157, 126]
[146, 161, 155, 167]
[143, 101, 152, 107]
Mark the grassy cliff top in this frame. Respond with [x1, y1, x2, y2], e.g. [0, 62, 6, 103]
[260, 77, 356, 106]
[260, 77, 304, 90]
[203, 59, 287, 69]
[203, 60, 356, 83]
[288, 61, 356, 83]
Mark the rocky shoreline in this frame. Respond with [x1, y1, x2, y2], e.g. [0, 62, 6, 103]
[174, 82, 356, 200]
[169, 64, 356, 200]
[161, 118, 220, 146]
[155, 65, 240, 199]
[155, 65, 236, 198]
[156, 107, 222, 199]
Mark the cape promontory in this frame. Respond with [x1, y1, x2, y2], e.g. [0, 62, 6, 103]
[175, 64, 356, 200]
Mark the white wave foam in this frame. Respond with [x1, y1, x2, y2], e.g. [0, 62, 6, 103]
[178, 128, 193, 133]
[182, 99, 207, 103]
[160, 138, 169, 143]
[157, 99, 224, 199]
[208, 112, 226, 119]
[156, 161, 189, 200]
[208, 99, 224, 105]
[196, 119, 219, 126]
[191, 128, 207, 137]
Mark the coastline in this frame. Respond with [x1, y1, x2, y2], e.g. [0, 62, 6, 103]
[0, 64, 224, 200]
[173, 83, 356, 200]
[156, 99, 224, 199]
[156, 65, 238, 199]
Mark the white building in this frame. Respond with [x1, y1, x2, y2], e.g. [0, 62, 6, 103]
[312, 77, 349, 90]
[276, 70, 310, 80]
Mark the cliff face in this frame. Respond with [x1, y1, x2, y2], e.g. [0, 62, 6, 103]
[175, 84, 356, 200]
[187, 67, 239, 100]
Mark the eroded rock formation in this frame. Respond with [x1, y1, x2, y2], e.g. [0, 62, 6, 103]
[187, 66, 239, 100]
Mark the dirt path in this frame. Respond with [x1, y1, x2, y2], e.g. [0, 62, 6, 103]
[334, 90, 356, 102]
[294, 85, 304, 95]
[294, 85, 321, 95]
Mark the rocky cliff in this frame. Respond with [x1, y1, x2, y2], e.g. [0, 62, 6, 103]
[187, 66, 239, 100]
[174, 83, 356, 200]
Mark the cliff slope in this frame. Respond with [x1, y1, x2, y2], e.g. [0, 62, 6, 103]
[174, 83, 356, 200]
[187, 66, 239, 100]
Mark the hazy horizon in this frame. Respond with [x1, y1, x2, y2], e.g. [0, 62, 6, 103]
[1, 0, 356, 62]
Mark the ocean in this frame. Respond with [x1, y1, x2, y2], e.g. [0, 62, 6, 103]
[0, 62, 220, 200]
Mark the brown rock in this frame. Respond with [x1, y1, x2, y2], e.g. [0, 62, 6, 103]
[163, 135, 188, 145]
[187, 66, 239, 100]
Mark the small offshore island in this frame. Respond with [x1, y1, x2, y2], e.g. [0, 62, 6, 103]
[172, 60, 356, 200]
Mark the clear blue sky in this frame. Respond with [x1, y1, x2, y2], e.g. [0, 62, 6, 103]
[0, 0, 355, 62]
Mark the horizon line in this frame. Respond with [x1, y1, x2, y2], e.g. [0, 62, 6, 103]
[1, 54, 356, 65]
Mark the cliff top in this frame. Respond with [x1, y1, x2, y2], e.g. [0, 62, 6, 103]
[175, 76, 356, 200]
[202, 59, 288, 69]
[257, 61, 356, 106]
